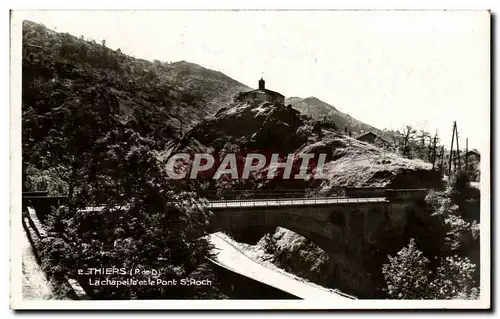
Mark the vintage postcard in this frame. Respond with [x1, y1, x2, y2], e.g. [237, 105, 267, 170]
[10, 9, 491, 310]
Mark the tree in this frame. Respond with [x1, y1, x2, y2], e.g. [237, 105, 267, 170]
[437, 146, 446, 174]
[416, 129, 431, 161]
[382, 239, 431, 299]
[401, 125, 416, 158]
[383, 175, 480, 300]
[23, 85, 120, 210]
[36, 119, 222, 299]
[465, 153, 480, 182]
[382, 239, 479, 300]
[429, 131, 440, 170]
[314, 121, 323, 138]
[22, 21, 222, 299]
[431, 256, 479, 299]
[388, 130, 401, 153]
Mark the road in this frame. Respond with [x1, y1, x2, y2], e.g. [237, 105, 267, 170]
[208, 232, 354, 300]
[80, 197, 388, 213]
[21, 230, 56, 300]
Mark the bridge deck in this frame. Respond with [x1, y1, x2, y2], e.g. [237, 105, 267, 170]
[77, 197, 389, 213]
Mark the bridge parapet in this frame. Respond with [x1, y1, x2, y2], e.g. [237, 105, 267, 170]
[22, 193, 69, 221]
[384, 189, 428, 202]
[345, 187, 387, 198]
[22, 191, 49, 197]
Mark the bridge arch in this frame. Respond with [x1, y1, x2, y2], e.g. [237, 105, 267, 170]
[208, 205, 385, 298]
[209, 206, 348, 254]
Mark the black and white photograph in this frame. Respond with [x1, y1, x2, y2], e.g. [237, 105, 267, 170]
[10, 9, 490, 310]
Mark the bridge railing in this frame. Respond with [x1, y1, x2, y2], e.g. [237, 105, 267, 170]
[76, 196, 388, 212]
[25, 188, 408, 213]
[197, 188, 346, 201]
[205, 196, 388, 208]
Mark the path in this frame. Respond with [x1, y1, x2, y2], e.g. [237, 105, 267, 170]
[21, 230, 56, 300]
[208, 232, 354, 300]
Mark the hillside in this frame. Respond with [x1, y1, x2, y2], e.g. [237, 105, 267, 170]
[22, 21, 251, 135]
[286, 96, 386, 137]
[22, 21, 208, 137]
[22, 20, 226, 300]
[166, 61, 252, 115]
[171, 100, 441, 192]
[22, 22, 394, 143]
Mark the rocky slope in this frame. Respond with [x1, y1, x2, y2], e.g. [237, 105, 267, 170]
[170, 100, 441, 192]
[166, 61, 252, 115]
[286, 96, 387, 137]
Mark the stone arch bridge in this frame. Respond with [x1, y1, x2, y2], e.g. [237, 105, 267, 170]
[23, 188, 428, 297]
[206, 188, 427, 254]
[204, 188, 428, 297]
[22, 188, 428, 256]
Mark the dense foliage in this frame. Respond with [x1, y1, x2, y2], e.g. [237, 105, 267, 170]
[38, 191, 220, 299]
[22, 20, 210, 163]
[382, 173, 480, 299]
[22, 20, 221, 299]
[382, 239, 478, 299]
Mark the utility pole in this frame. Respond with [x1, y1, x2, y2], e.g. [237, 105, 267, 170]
[465, 137, 469, 174]
[431, 132, 438, 170]
[429, 136, 434, 169]
[448, 121, 456, 178]
[455, 122, 461, 173]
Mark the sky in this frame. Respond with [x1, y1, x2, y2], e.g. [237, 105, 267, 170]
[14, 10, 490, 151]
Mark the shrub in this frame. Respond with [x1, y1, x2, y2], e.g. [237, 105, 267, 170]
[382, 239, 479, 300]
[382, 239, 431, 299]
[385, 174, 480, 300]
[24, 165, 68, 196]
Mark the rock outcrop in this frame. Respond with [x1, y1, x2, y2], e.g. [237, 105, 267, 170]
[170, 100, 442, 192]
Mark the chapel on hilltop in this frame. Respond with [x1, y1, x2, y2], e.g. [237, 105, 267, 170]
[240, 78, 285, 105]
